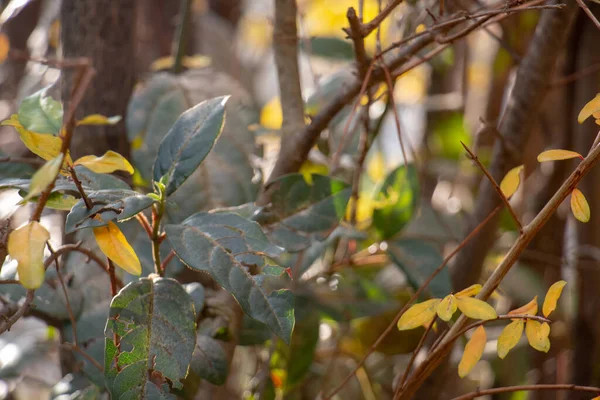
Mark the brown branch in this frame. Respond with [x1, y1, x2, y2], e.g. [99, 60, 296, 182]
[450, 0, 579, 290]
[107, 259, 118, 298]
[346, 7, 370, 80]
[575, 0, 600, 31]
[451, 384, 600, 400]
[397, 135, 600, 399]
[461, 141, 522, 232]
[69, 166, 92, 210]
[361, 0, 403, 37]
[0, 290, 34, 334]
[323, 205, 502, 399]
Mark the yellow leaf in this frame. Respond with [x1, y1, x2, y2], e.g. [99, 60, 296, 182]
[508, 296, 538, 318]
[415, 24, 426, 34]
[497, 320, 524, 359]
[458, 325, 486, 378]
[397, 299, 440, 331]
[578, 93, 600, 123]
[499, 165, 524, 198]
[537, 149, 583, 162]
[22, 154, 64, 202]
[93, 221, 141, 275]
[77, 114, 121, 126]
[260, 97, 282, 130]
[455, 296, 497, 320]
[8, 221, 50, 289]
[436, 295, 457, 322]
[345, 196, 376, 226]
[455, 284, 482, 298]
[525, 320, 550, 353]
[299, 161, 329, 185]
[542, 280, 567, 318]
[571, 188, 590, 223]
[182, 55, 211, 69]
[150, 56, 175, 71]
[74, 150, 134, 175]
[367, 152, 386, 182]
[0, 33, 9, 63]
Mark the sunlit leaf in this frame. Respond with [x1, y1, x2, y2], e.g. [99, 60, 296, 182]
[76, 114, 121, 126]
[537, 149, 582, 162]
[260, 97, 282, 130]
[93, 221, 141, 275]
[299, 161, 329, 185]
[367, 152, 386, 182]
[578, 93, 600, 123]
[458, 325, 486, 378]
[571, 188, 590, 223]
[21, 154, 64, 202]
[397, 299, 440, 331]
[500, 165, 524, 198]
[497, 320, 524, 359]
[1, 115, 65, 161]
[542, 280, 567, 318]
[8, 221, 50, 289]
[455, 284, 482, 298]
[525, 320, 550, 353]
[455, 297, 497, 320]
[508, 296, 538, 317]
[0, 33, 9, 63]
[73, 150, 133, 175]
[436, 295, 457, 322]
[18, 86, 63, 134]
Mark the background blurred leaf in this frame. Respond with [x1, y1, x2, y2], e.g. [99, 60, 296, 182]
[17, 86, 63, 135]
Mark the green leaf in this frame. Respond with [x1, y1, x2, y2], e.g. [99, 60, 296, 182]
[256, 174, 351, 252]
[387, 239, 451, 299]
[22, 153, 63, 202]
[65, 189, 154, 233]
[0, 177, 83, 194]
[153, 96, 228, 196]
[73, 165, 131, 190]
[104, 277, 197, 398]
[239, 315, 272, 345]
[18, 86, 63, 135]
[372, 164, 419, 239]
[190, 335, 228, 385]
[165, 212, 295, 343]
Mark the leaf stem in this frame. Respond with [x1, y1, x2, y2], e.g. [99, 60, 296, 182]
[151, 199, 166, 276]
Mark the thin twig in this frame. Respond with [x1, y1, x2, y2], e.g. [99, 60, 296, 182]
[451, 384, 600, 400]
[62, 343, 103, 372]
[0, 290, 34, 334]
[361, 0, 403, 36]
[575, 0, 600, 31]
[160, 250, 175, 273]
[323, 205, 502, 399]
[171, 0, 193, 74]
[399, 317, 436, 388]
[47, 243, 78, 344]
[69, 166, 92, 210]
[135, 213, 153, 239]
[107, 259, 118, 298]
[461, 141, 522, 232]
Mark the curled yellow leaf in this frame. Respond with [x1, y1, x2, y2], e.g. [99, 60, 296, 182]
[455, 296, 497, 320]
[499, 165, 524, 198]
[8, 221, 50, 289]
[571, 188, 590, 223]
[397, 298, 440, 331]
[455, 284, 482, 298]
[74, 150, 134, 175]
[93, 221, 141, 276]
[508, 296, 538, 318]
[537, 149, 582, 162]
[542, 280, 567, 318]
[22, 154, 64, 202]
[458, 325, 486, 378]
[436, 295, 457, 322]
[77, 114, 121, 126]
[497, 320, 524, 359]
[525, 320, 550, 353]
[578, 93, 600, 123]
[0, 33, 10, 64]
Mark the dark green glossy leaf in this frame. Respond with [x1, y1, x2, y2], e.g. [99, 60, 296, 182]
[104, 276, 196, 398]
[372, 164, 419, 239]
[257, 174, 351, 252]
[153, 96, 228, 196]
[387, 238, 451, 299]
[65, 189, 154, 233]
[239, 315, 272, 345]
[18, 86, 63, 134]
[190, 335, 228, 385]
[165, 212, 295, 343]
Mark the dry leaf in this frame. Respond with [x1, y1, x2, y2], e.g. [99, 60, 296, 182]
[8, 221, 50, 289]
[499, 165, 524, 198]
[571, 188, 590, 223]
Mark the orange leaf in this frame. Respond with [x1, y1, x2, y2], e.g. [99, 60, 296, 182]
[436, 295, 457, 322]
[571, 188, 590, 223]
[397, 299, 440, 331]
[499, 165, 524, 198]
[578, 93, 600, 123]
[0, 33, 10, 64]
[458, 325, 486, 378]
[93, 221, 141, 276]
[537, 149, 582, 162]
[508, 296, 538, 318]
[542, 280, 567, 318]
[455, 297, 497, 320]
[497, 320, 524, 359]
[455, 284, 482, 298]
[525, 320, 550, 353]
